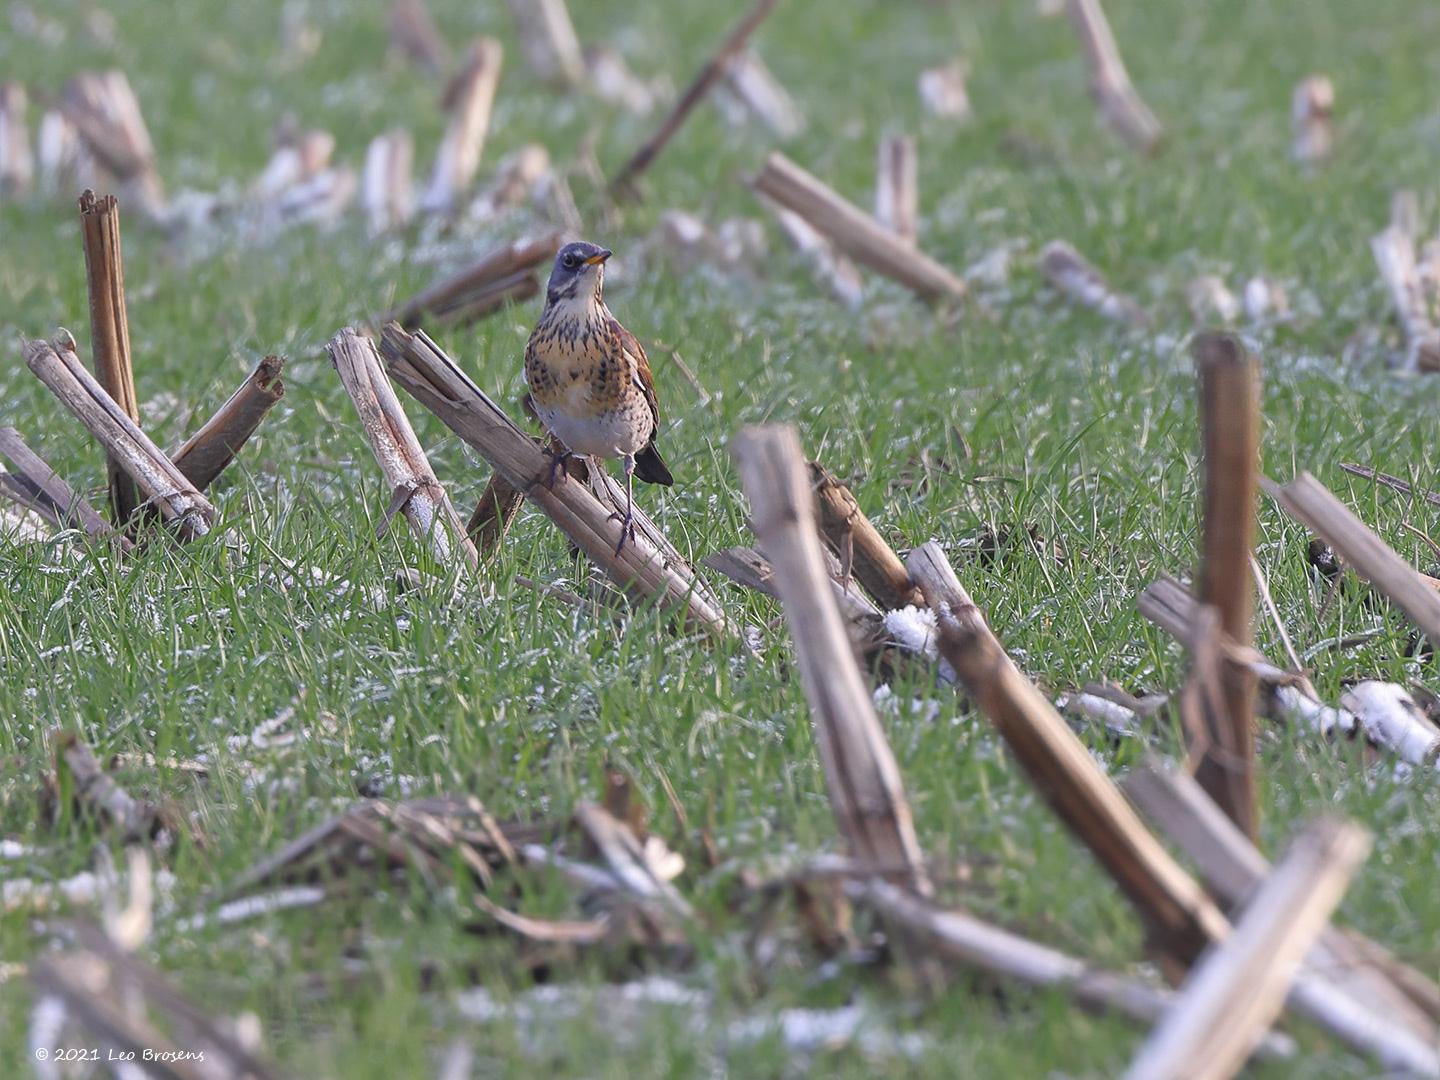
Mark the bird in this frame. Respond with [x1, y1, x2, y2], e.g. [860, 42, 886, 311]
[524, 240, 673, 554]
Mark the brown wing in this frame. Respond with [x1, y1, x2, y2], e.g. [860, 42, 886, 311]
[610, 318, 660, 430]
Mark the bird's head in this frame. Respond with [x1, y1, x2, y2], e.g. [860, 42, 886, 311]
[546, 240, 612, 306]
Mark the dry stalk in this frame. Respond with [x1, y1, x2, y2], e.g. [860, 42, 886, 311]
[467, 470, 525, 554]
[383, 232, 560, 329]
[732, 426, 946, 991]
[703, 544, 886, 659]
[421, 38, 504, 215]
[0, 81, 33, 196]
[362, 129, 414, 235]
[1038, 240, 1147, 326]
[1125, 761, 1440, 1073]
[54, 731, 176, 845]
[1125, 818, 1372, 1080]
[1370, 224, 1440, 372]
[32, 923, 280, 1080]
[388, 0, 449, 74]
[732, 427, 931, 893]
[874, 134, 918, 244]
[534, 168, 582, 234]
[609, 0, 780, 196]
[756, 193, 865, 309]
[1291, 75, 1335, 164]
[170, 355, 286, 492]
[753, 153, 966, 304]
[809, 460, 924, 610]
[850, 880, 1296, 1063]
[467, 143, 550, 222]
[1064, 0, 1162, 153]
[1392, 190, 1421, 241]
[572, 802, 692, 917]
[906, 541, 1230, 964]
[585, 47, 660, 115]
[1138, 577, 1297, 687]
[327, 328, 477, 571]
[62, 72, 165, 220]
[716, 49, 805, 138]
[506, 0, 585, 87]
[1192, 333, 1261, 838]
[377, 324, 736, 637]
[1340, 462, 1440, 509]
[1145, 577, 1440, 768]
[25, 338, 215, 541]
[1265, 471, 1440, 641]
[37, 109, 83, 194]
[0, 427, 129, 549]
[78, 189, 142, 523]
[272, 164, 356, 228]
[253, 128, 334, 201]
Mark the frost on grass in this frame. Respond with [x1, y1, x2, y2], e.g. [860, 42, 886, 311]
[454, 978, 928, 1064]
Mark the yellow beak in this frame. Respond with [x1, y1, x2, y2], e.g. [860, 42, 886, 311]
[584, 249, 613, 266]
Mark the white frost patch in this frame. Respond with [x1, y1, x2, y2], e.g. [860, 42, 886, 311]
[872, 686, 942, 724]
[176, 885, 328, 931]
[728, 1004, 930, 1059]
[453, 979, 927, 1063]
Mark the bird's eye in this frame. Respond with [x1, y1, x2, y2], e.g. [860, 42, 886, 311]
[563, 254, 578, 268]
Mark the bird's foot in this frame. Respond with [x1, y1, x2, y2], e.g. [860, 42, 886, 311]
[544, 447, 571, 490]
[607, 507, 637, 555]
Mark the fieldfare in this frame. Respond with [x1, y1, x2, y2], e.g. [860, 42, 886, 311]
[524, 240, 673, 553]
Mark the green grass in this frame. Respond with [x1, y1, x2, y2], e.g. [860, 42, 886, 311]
[3, 0, 1439, 1074]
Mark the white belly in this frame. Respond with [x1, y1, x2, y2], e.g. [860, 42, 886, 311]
[537, 404, 647, 458]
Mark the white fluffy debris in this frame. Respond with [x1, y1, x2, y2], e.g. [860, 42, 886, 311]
[882, 605, 957, 684]
[1272, 685, 1358, 739]
[1339, 682, 1440, 768]
[1186, 275, 1240, 325]
[918, 60, 972, 120]
[1242, 276, 1288, 322]
[883, 604, 937, 658]
[1059, 692, 1140, 738]
[4, 866, 177, 916]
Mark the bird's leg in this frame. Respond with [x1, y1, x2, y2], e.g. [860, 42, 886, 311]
[544, 444, 572, 490]
[612, 454, 637, 556]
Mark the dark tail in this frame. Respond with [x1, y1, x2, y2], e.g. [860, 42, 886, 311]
[633, 442, 673, 486]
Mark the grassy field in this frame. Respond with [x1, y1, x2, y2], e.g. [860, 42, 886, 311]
[3, 0, 1440, 1074]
